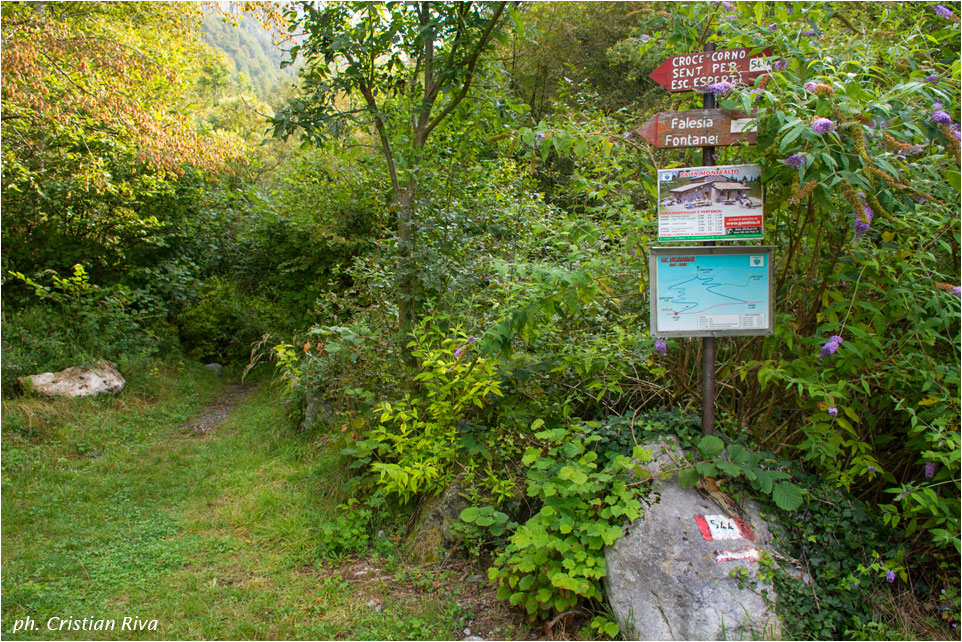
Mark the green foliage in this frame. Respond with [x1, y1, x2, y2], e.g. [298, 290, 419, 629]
[2, 266, 168, 392]
[343, 318, 505, 503]
[313, 498, 373, 560]
[173, 277, 287, 364]
[459, 505, 516, 537]
[487, 421, 641, 623]
[757, 477, 946, 640]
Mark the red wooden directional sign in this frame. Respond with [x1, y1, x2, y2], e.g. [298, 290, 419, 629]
[633, 109, 757, 149]
[649, 47, 772, 93]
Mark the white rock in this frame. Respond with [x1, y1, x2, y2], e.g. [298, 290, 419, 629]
[604, 439, 781, 640]
[203, 363, 225, 377]
[19, 361, 125, 398]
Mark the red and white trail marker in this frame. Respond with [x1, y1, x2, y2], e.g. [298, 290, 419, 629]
[694, 514, 755, 542]
[714, 546, 761, 563]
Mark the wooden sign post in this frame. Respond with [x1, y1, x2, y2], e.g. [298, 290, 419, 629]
[701, 43, 718, 437]
[633, 109, 756, 149]
[642, 42, 772, 436]
[648, 46, 772, 93]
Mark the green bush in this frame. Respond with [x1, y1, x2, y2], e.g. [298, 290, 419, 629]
[173, 277, 287, 364]
[2, 265, 168, 393]
[488, 421, 641, 626]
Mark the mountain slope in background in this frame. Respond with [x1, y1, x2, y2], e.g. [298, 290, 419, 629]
[202, 14, 300, 100]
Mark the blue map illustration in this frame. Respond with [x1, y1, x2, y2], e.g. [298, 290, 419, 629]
[655, 252, 770, 333]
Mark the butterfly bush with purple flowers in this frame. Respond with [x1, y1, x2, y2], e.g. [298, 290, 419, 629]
[818, 335, 844, 360]
[783, 153, 806, 168]
[812, 117, 836, 134]
[934, 4, 955, 19]
[700, 80, 736, 97]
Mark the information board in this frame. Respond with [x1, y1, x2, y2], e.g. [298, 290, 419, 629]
[649, 246, 774, 338]
[657, 164, 763, 242]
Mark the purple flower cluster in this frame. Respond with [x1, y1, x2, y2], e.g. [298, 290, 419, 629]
[818, 335, 843, 361]
[952, 124, 962, 140]
[536, 132, 547, 140]
[453, 336, 476, 360]
[700, 80, 736, 97]
[927, 73, 940, 84]
[812, 117, 836, 134]
[854, 205, 873, 238]
[934, 4, 955, 19]
[804, 81, 817, 93]
[774, 59, 787, 71]
[769, 23, 777, 31]
[896, 143, 925, 158]
[783, 153, 806, 168]
[654, 339, 667, 355]
[828, 407, 838, 418]
[932, 109, 952, 125]
[953, 286, 961, 298]
[925, 461, 937, 478]
[886, 570, 896, 583]
[800, 29, 819, 36]
[720, 0, 735, 10]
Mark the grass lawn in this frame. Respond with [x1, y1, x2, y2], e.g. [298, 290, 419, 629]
[1, 361, 531, 640]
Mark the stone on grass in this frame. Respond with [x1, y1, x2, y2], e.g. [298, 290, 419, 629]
[604, 439, 780, 641]
[203, 363, 225, 377]
[18, 361, 125, 398]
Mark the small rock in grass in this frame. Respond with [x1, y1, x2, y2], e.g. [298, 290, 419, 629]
[203, 363, 225, 377]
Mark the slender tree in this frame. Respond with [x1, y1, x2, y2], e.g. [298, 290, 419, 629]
[273, 1, 512, 339]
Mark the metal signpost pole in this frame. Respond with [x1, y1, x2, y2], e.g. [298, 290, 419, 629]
[701, 42, 717, 437]
[646, 41, 771, 436]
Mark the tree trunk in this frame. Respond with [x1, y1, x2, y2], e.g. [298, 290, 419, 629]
[395, 180, 418, 356]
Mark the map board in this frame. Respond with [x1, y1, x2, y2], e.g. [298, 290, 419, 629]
[657, 164, 763, 242]
[649, 246, 775, 338]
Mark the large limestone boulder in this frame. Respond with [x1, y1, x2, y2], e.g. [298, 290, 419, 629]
[18, 361, 125, 398]
[604, 440, 780, 641]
